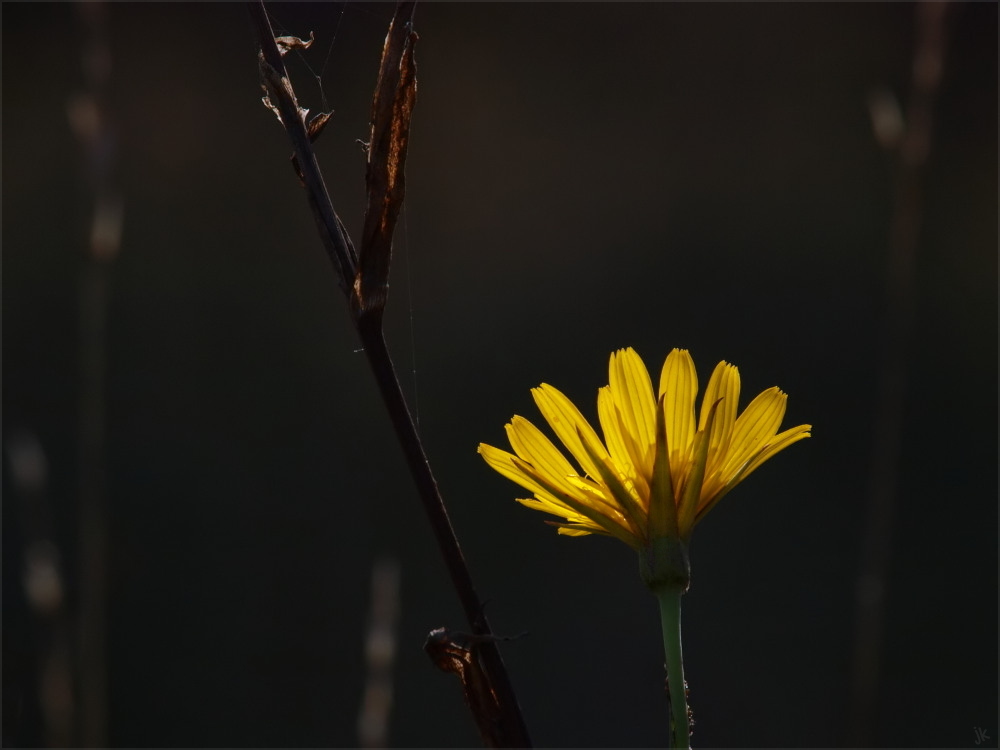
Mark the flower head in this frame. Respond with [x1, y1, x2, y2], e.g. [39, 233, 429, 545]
[478, 348, 810, 550]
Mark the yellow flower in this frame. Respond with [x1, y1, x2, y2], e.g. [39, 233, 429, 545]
[478, 348, 810, 549]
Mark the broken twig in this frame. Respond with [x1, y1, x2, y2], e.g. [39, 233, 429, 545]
[248, 3, 531, 745]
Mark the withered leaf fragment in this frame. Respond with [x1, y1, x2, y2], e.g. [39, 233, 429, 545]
[307, 110, 333, 143]
[425, 627, 527, 749]
[353, 3, 418, 320]
[274, 30, 314, 56]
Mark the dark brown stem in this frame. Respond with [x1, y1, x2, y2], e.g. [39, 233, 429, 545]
[357, 320, 531, 747]
[250, 2, 358, 291]
[248, 3, 531, 745]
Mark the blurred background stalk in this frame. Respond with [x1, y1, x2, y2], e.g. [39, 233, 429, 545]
[357, 557, 401, 748]
[8, 433, 75, 747]
[849, 3, 951, 745]
[68, 0, 124, 745]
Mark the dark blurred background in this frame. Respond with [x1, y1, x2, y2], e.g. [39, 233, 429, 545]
[3, 2, 996, 748]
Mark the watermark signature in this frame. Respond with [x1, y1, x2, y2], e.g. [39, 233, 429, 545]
[973, 726, 991, 746]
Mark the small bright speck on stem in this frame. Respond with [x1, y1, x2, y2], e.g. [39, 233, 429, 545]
[479, 347, 810, 746]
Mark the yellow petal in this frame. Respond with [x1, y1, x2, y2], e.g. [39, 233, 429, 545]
[597, 386, 636, 477]
[562, 474, 637, 523]
[701, 361, 740, 461]
[506, 416, 580, 496]
[659, 349, 699, 479]
[695, 424, 811, 524]
[479, 442, 549, 497]
[677, 397, 721, 538]
[609, 348, 657, 473]
[531, 384, 610, 481]
[549, 522, 602, 537]
[721, 387, 787, 480]
[516, 495, 592, 525]
[512, 456, 640, 548]
[597, 387, 652, 500]
[576, 426, 647, 537]
[737, 423, 812, 481]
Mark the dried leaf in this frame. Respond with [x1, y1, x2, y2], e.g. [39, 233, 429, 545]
[259, 54, 309, 131]
[274, 30, 314, 56]
[424, 627, 528, 748]
[354, 2, 419, 319]
[425, 628, 503, 747]
[307, 110, 333, 143]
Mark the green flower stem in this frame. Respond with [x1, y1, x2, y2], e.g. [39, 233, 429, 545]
[656, 585, 690, 749]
